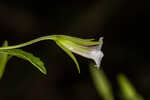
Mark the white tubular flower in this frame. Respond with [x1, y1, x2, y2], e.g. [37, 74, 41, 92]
[64, 37, 104, 68]
[53, 35, 104, 72]
[89, 37, 104, 68]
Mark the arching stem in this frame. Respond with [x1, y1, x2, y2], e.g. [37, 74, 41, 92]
[0, 35, 57, 50]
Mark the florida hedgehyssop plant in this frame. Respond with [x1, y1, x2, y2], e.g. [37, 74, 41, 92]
[0, 35, 104, 78]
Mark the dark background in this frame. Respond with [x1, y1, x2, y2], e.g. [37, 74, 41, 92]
[0, 0, 150, 100]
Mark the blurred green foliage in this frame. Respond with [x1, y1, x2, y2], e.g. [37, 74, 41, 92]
[90, 64, 144, 100]
[90, 65, 114, 100]
[117, 74, 144, 100]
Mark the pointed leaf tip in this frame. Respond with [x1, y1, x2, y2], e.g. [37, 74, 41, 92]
[56, 41, 80, 73]
[0, 49, 47, 75]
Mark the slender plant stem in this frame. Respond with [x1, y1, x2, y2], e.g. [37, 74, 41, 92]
[0, 35, 57, 50]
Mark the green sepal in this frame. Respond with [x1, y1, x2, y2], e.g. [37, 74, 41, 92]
[56, 41, 80, 73]
[54, 35, 99, 46]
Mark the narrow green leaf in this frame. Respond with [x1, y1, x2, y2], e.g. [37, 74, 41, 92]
[117, 74, 144, 100]
[0, 49, 47, 74]
[56, 41, 80, 73]
[0, 41, 9, 79]
[90, 64, 114, 100]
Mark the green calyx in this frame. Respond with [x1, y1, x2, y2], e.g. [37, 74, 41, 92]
[53, 35, 100, 73]
[53, 35, 99, 46]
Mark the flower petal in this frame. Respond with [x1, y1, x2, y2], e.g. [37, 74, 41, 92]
[93, 37, 104, 68]
[97, 37, 104, 50]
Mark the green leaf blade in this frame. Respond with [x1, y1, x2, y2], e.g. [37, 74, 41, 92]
[90, 64, 114, 100]
[0, 41, 9, 79]
[0, 49, 47, 75]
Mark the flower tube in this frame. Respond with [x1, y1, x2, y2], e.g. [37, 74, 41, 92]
[54, 35, 104, 71]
